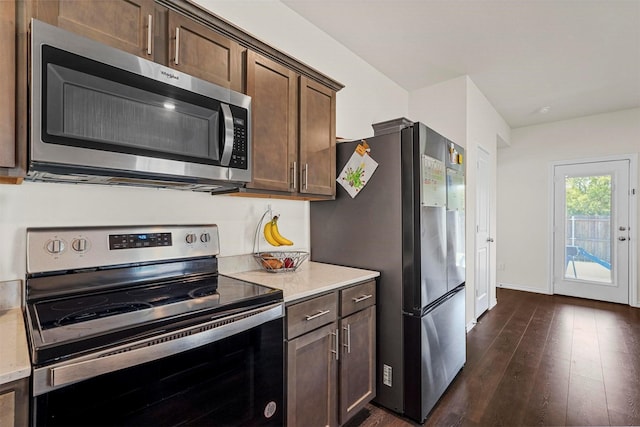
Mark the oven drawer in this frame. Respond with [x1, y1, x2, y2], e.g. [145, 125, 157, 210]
[340, 280, 376, 317]
[287, 292, 338, 339]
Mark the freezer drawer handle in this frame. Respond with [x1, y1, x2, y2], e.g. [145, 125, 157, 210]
[352, 294, 373, 303]
[305, 309, 331, 321]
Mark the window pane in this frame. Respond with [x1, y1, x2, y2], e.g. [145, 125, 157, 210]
[564, 175, 612, 283]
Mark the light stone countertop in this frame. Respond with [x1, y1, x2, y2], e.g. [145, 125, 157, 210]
[224, 261, 380, 303]
[0, 280, 31, 385]
[0, 308, 31, 385]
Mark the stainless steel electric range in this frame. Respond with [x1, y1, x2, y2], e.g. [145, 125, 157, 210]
[24, 224, 284, 426]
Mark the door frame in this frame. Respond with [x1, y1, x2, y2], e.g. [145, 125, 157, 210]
[547, 153, 638, 307]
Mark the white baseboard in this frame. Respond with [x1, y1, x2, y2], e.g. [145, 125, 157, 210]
[497, 282, 552, 295]
[465, 321, 476, 333]
[499, 283, 640, 308]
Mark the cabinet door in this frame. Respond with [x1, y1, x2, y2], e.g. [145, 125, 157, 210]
[168, 11, 244, 92]
[299, 76, 336, 197]
[0, 0, 15, 168]
[246, 51, 298, 193]
[0, 378, 29, 427]
[36, 0, 155, 58]
[287, 322, 338, 427]
[339, 306, 376, 424]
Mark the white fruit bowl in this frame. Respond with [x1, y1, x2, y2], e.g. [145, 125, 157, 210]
[253, 251, 309, 273]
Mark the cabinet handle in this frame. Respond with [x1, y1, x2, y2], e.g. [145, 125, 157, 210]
[146, 14, 153, 55]
[352, 294, 373, 304]
[343, 324, 351, 354]
[305, 309, 330, 321]
[174, 27, 180, 65]
[303, 163, 308, 190]
[330, 329, 339, 360]
[291, 161, 297, 190]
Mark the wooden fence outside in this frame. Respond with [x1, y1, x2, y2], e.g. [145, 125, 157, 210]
[566, 215, 611, 262]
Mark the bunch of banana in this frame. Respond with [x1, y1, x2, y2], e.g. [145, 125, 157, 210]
[263, 215, 293, 246]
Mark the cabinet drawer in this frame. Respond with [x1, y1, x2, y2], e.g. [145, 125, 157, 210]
[287, 292, 338, 339]
[341, 280, 376, 317]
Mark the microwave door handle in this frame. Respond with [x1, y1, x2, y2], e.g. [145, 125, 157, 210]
[220, 103, 234, 166]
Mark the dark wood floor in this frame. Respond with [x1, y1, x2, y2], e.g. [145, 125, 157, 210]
[348, 288, 640, 427]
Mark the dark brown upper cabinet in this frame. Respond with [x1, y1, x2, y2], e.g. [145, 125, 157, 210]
[33, 0, 156, 58]
[0, 0, 16, 172]
[245, 50, 299, 193]
[166, 10, 244, 92]
[244, 51, 337, 199]
[299, 76, 336, 197]
[30, 1, 244, 91]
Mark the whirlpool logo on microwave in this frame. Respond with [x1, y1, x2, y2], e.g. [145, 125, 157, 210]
[160, 70, 180, 81]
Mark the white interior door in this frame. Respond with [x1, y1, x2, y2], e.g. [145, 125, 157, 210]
[553, 160, 630, 304]
[475, 147, 491, 317]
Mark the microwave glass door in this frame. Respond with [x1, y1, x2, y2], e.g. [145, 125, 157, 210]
[42, 45, 231, 166]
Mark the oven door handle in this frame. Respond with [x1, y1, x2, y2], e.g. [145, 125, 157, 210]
[36, 303, 283, 396]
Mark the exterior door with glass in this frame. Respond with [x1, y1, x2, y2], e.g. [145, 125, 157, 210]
[553, 160, 630, 304]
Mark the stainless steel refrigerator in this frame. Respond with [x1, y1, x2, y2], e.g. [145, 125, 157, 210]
[310, 118, 466, 423]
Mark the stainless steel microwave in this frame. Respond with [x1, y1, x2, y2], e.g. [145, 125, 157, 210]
[29, 19, 251, 193]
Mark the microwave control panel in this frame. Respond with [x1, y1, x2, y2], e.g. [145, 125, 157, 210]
[230, 111, 248, 169]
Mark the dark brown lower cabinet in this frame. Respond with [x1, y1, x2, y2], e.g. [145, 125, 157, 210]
[0, 377, 29, 427]
[286, 280, 376, 427]
[287, 322, 339, 427]
[339, 305, 376, 423]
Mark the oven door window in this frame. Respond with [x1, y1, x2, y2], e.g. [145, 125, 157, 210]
[42, 45, 225, 166]
[33, 318, 284, 426]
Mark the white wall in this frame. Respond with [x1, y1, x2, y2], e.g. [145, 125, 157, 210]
[497, 108, 640, 305]
[408, 76, 468, 146]
[0, 0, 409, 284]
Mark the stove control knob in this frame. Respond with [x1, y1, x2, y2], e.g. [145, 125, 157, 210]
[46, 239, 65, 254]
[200, 232, 211, 243]
[185, 233, 197, 244]
[72, 238, 88, 253]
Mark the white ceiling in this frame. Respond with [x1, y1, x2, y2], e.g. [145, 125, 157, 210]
[281, 0, 640, 128]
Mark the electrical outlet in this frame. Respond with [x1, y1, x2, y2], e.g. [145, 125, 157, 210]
[383, 364, 392, 387]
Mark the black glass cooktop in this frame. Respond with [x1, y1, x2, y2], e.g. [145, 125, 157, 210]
[27, 274, 282, 363]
